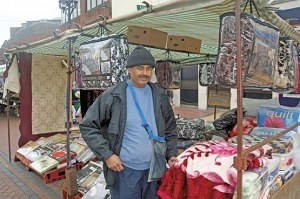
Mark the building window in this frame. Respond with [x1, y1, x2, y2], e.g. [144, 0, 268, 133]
[72, 0, 80, 19]
[86, 0, 106, 11]
[61, 1, 81, 24]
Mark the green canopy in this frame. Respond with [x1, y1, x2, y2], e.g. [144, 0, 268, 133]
[6, 0, 300, 64]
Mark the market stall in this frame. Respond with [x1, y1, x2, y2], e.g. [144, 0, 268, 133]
[3, 0, 300, 198]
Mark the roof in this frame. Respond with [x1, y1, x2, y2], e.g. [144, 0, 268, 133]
[5, 0, 300, 64]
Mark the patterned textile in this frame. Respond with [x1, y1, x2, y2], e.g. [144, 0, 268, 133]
[157, 140, 270, 199]
[216, 12, 279, 88]
[227, 136, 273, 169]
[199, 62, 215, 86]
[79, 34, 129, 89]
[229, 134, 292, 154]
[272, 38, 297, 93]
[31, 54, 67, 135]
[294, 50, 300, 93]
[176, 118, 206, 140]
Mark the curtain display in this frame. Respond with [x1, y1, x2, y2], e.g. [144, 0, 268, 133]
[31, 54, 67, 135]
[155, 60, 181, 89]
[216, 12, 280, 88]
[78, 34, 129, 89]
[19, 53, 62, 147]
[198, 62, 215, 86]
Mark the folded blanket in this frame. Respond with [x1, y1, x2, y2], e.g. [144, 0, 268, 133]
[158, 140, 237, 199]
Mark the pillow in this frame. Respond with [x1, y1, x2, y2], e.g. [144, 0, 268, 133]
[243, 98, 278, 117]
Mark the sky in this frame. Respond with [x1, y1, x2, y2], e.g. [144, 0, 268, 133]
[0, 0, 61, 46]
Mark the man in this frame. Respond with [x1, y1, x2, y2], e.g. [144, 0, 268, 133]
[79, 45, 178, 199]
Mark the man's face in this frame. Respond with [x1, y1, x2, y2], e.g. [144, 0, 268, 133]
[128, 65, 153, 88]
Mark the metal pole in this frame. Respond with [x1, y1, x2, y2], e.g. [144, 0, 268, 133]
[235, 1, 244, 199]
[63, 1, 78, 196]
[6, 93, 11, 162]
[66, 4, 72, 168]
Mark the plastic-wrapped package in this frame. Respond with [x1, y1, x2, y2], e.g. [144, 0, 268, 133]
[176, 118, 206, 140]
[216, 12, 280, 88]
[242, 167, 269, 199]
[78, 34, 129, 89]
[155, 60, 181, 89]
[257, 105, 300, 134]
[272, 37, 297, 93]
[198, 62, 215, 86]
[213, 108, 240, 131]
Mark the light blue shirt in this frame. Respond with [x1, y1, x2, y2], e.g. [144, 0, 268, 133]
[120, 84, 158, 170]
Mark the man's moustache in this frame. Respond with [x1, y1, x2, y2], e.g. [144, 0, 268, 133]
[139, 75, 150, 78]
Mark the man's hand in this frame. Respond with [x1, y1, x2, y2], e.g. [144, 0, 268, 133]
[168, 156, 178, 167]
[106, 154, 124, 172]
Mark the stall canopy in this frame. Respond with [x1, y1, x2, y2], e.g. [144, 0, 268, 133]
[5, 0, 300, 64]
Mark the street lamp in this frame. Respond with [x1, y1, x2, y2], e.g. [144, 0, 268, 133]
[58, 0, 78, 197]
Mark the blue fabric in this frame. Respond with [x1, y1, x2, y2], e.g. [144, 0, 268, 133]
[111, 166, 159, 199]
[120, 84, 158, 170]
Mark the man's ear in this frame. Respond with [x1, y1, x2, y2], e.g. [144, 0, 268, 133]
[127, 68, 132, 74]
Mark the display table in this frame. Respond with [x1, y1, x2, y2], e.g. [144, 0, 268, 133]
[15, 152, 84, 184]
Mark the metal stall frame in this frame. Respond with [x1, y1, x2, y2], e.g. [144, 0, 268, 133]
[233, 0, 300, 198]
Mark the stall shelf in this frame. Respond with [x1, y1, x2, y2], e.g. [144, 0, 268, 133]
[15, 151, 84, 184]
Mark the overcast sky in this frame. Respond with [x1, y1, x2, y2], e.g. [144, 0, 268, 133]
[0, 0, 61, 46]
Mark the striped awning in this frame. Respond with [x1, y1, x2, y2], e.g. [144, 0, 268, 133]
[6, 0, 300, 63]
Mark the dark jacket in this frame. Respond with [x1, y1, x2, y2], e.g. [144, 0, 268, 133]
[79, 81, 178, 188]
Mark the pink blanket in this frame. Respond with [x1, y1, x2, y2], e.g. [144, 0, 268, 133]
[158, 140, 271, 199]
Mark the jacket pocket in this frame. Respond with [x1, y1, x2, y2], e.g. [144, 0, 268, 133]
[107, 123, 119, 150]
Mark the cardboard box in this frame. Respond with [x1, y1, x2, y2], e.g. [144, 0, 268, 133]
[127, 26, 168, 49]
[167, 35, 201, 54]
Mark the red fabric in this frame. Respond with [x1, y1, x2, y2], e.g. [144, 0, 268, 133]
[157, 167, 234, 199]
[157, 140, 268, 199]
[157, 141, 237, 199]
[229, 117, 257, 138]
[19, 52, 33, 147]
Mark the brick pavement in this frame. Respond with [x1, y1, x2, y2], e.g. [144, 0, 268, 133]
[0, 114, 63, 199]
[0, 106, 225, 199]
